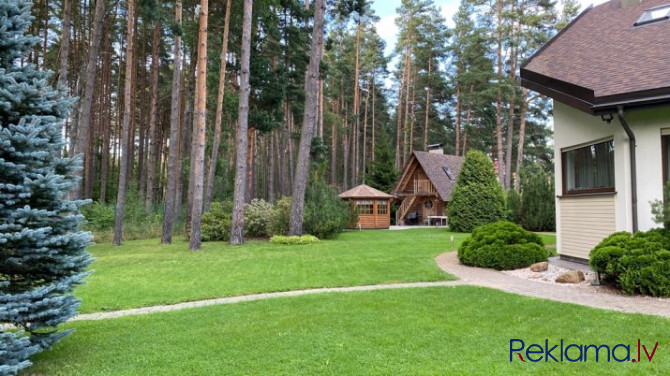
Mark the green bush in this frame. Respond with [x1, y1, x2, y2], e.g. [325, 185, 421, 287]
[269, 235, 320, 245]
[244, 199, 274, 237]
[519, 166, 555, 232]
[201, 202, 233, 242]
[447, 150, 506, 232]
[589, 229, 670, 296]
[506, 189, 522, 224]
[303, 175, 349, 239]
[81, 202, 116, 232]
[269, 197, 292, 236]
[458, 221, 548, 270]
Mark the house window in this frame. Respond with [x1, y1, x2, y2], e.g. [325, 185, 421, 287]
[357, 200, 373, 215]
[377, 200, 388, 215]
[635, 4, 670, 26]
[562, 140, 615, 194]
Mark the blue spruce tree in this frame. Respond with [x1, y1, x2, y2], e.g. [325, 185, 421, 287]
[0, 0, 92, 373]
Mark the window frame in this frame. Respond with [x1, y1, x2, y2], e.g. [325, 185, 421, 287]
[561, 139, 615, 196]
[356, 200, 373, 215]
[377, 200, 388, 215]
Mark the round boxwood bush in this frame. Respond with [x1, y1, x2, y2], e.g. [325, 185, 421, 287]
[458, 221, 548, 270]
[589, 228, 670, 296]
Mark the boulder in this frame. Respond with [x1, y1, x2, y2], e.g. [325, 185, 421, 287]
[530, 262, 549, 272]
[556, 270, 585, 284]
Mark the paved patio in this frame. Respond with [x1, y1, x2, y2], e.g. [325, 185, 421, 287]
[435, 252, 670, 317]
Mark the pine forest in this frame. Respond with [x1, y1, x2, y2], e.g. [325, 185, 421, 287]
[10, 0, 579, 248]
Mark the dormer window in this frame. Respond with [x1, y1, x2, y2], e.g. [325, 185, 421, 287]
[635, 4, 670, 26]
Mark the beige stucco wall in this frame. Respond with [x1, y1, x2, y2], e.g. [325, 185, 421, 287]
[553, 101, 670, 259]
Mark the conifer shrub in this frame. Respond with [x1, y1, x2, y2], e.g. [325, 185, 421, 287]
[590, 229, 670, 296]
[506, 189, 522, 224]
[201, 202, 233, 242]
[447, 150, 506, 232]
[458, 221, 548, 270]
[244, 199, 273, 237]
[519, 166, 555, 232]
[303, 176, 349, 239]
[270, 235, 320, 245]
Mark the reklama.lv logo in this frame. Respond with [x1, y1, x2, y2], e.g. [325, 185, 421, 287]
[510, 339, 659, 363]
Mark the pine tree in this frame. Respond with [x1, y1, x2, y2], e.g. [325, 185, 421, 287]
[366, 132, 397, 193]
[0, 0, 92, 373]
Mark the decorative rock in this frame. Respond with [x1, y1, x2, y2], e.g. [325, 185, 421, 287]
[530, 262, 549, 272]
[556, 270, 585, 284]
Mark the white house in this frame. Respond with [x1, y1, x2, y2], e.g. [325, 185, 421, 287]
[520, 0, 670, 261]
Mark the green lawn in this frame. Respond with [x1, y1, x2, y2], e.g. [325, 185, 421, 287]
[78, 229, 476, 313]
[32, 286, 664, 375]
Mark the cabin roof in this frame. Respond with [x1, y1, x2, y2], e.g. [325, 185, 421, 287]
[338, 184, 395, 199]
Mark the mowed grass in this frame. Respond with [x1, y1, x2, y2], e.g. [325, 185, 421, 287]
[78, 229, 473, 313]
[32, 286, 666, 376]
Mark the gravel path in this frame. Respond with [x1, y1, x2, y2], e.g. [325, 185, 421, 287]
[73, 281, 468, 321]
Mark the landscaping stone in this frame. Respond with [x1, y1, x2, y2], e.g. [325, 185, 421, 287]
[556, 270, 585, 284]
[530, 262, 549, 272]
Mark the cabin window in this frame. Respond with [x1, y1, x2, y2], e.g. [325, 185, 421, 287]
[357, 200, 373, 215]
[562, 140, 614, 194]
[377, 200, 388, 215]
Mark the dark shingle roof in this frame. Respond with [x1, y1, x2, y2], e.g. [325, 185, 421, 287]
[521, 0, 670, 113]
[413, 152, 464, 201]
[339, 184, 395, 199]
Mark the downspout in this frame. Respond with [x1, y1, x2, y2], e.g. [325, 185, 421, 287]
[616, 105, 638, 233]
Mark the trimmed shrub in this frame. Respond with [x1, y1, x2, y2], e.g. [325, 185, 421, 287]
[244, 199, 274, 237]
[448, 150, 506, 232]
[201, 202, 233, 242]
[589, 229, 670, 296]
[269, 197, 292, 236]
[458, 221, 548, 270]
[270, 235, 320, 245]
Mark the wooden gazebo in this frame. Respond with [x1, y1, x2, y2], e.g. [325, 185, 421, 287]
[339, 184, 395, 229]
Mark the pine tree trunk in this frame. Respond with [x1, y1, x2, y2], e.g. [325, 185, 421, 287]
[495, 0, 504, 185]
[505, 95, 515, 190]
[113, 0, 135, 246]
[269, 131, 275, 203]
[161, 0, 182, 244]
[352, 19, 361, 185]
[455, 83, 461, 156]
[362, 78, 370, 181]
[204, 0, 231, 212]
[515, 88, 529, 190]
[371, 75, 375, 162]
[424, 59, 431, 151]
[145, 20, 161, 212]
[288, 0, 326, 236]
[330, 92, 337, 185]
[230, 0, 253, 245]
[72, 0, 105, 199]
[58, 0, 70, 89]
[189, 0, 209, 250]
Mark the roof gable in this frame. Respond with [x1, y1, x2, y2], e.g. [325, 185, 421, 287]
[392, 152, 464, 201]
[521, 0, 670, 114]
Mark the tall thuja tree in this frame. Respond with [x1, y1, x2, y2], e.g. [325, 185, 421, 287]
[0, 0, 92, 372]
[447, 150, 505, 232]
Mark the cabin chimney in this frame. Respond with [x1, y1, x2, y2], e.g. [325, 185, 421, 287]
[621, 0, 641, 8]
[427, 143, 444, 154]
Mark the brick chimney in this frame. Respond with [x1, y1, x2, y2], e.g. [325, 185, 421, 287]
[621, 0, 642, 8]
[427, 143, 444, 154]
